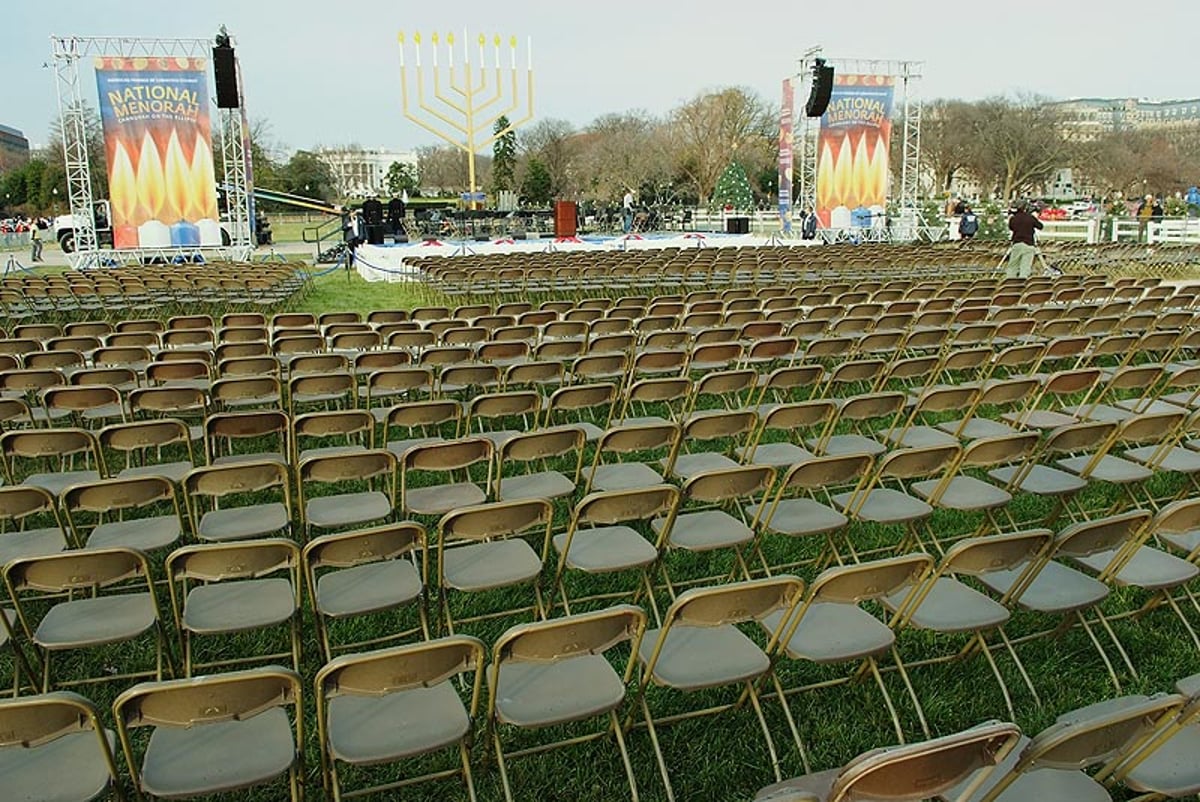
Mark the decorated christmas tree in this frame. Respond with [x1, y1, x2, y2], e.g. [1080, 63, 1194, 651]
[711, 162, 754, 211]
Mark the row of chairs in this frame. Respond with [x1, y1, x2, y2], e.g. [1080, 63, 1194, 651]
[7, 540, 1200, 802]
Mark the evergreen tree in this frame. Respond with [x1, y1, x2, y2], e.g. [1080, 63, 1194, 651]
[520, 158, 553, 206]
[711, 161, 754, 211]
[491, 115, 517, 196]
[384, 161, 419, 197]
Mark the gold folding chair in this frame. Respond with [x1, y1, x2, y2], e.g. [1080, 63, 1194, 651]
[0, 691, 123, 801]
[113, 667, 304, 801]
[634, 576, 808, 801]
[487, 605, 647, 802]
[315, 636, 486, 801]
[303, 522, 429, 661]
[165, 538, 302, 676]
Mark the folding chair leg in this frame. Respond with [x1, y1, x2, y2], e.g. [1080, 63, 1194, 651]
[769, 673, 811, 774]
[997, 626, 1041, 708]
[610, 709, 641, 802]
[975, 631, 1017, 722]
[890, 646, 930, 739]
[1077, 612, 1124, 693]
[493, 729, 516, 802]
[867, 657, 906, 744]
[745, 680, 784, 782]
[1093, 608, 1138, 679]
[641, 696, 677, 802]
[459, 740, 478, 802]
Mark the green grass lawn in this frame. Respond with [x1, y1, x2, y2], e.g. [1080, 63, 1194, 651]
[4, 270, 1200, 802]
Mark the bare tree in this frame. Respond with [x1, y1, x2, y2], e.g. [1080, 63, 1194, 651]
[916, 99, 979, 193]
[574, 111, 667, 203]
[416, 145, 491, 196]
[966, 96, 1072, 200]
[669, 87, 772, 203]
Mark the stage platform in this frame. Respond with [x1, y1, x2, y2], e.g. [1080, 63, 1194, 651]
[353, 232, 816, 282]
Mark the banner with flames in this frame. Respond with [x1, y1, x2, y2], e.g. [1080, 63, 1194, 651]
[815, 74, 894, 229]
[95, 57, 221, 249]
[778, 78, 794, 234]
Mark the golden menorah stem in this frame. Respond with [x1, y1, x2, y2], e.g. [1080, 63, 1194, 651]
[398, 31, 534, 210]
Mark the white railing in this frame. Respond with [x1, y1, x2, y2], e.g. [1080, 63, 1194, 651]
[1111, 217, 1200, 244]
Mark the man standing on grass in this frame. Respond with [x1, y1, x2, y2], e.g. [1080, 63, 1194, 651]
[1005, 201, 1043, 278]
[29, 219, 43, 262]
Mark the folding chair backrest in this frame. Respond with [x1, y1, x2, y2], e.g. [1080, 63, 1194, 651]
[668, 575, 805, 630]
[300, 449, 396, 484]
[809, 553, 934, 606]
[440, 498, 552, 542]
[495, 604, 646, 663]
[6, 547, 148, 593]
[576, 485, 680, 527]
[1053, 510, 1153, 561]
[303, 521, 425, 572]
[1043, 420, 1119, 455]
[780, 452, 874, 492]
[680, 410, 757, 444]
[500, 427, 584, 463]
[317, 635, 483, 698]
[168, 538, 299, 582]
[404, 437, 493, 472]
[115, 666, 300, 733]
[596, 422, 679, 455]
[942, 529, 1054, 577]
[821, 722, 1024, 802]
[960, 431, 1041, 469]
[682, 464, 776, 504]
[64, 475, 175, 518]
[185, 460, 289, 501]
[875, 443, 961, 480]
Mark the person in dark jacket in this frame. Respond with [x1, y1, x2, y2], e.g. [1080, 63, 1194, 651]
[1005, 201, 1043, 278]
[958, 204, 979, 242]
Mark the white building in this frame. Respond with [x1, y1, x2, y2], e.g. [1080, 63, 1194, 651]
[317, 146, 418, 199]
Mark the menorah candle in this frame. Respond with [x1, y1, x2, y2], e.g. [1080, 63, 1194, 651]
[197, 219, 222, 246]
[138, 220, 171, 247]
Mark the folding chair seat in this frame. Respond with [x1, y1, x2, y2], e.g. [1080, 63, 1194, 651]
[740, 399, 835, 468]
[1000, 367, 1102, 431]
[437, 498, 552, 632]
[653, 464, 776, 594]
[291, 408, 373, 464]
[885, 529, 1054, 719]
[0, 485, 69, 566]
[204, 409, 289, 465]
[666, 409, 758, 480]
[299, 449, 397, 538]
[166, 538, 302, 675]
[551, 485, 677, 623]
[748, 452, 874, 570]
[755, 721, 1023, 802]
[988, 419, 1120, 525]
[315, 637, 484, 801]
[832, 443, 961, 555]
[1054, 410, 1185, 515]
[888, 385, 979, 448]
[947, 693, 1183, 802]
[1, 427, 103, 498]
[303, 522, 428, 660]
[1109, 674, 1200, 799]
[463, 390, 541, 448]
[975, 514, 1144, 692]
[812, 391, 907, 457]
[183, 460, 292, 543]
[4, 547, 167, 691]
[63, 475, 183, 552]
[113, 667, 304, 801]
[1065, 364, 1166, 423]
[496, 426, 585, 502]
[763, 553, 935, 743]
[0, 692, 122, 801]
[938, 376, 1042, 441]
[637, 576, 808, 799]
[400, 437, 493, 517]
[584, 421, 680, 494]
[488, 605, 647, 802]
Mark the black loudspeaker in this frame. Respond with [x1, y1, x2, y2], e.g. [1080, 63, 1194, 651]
[726, 216, 750, 235]
[805, 63, 835, 117]
[212, 46, 240, 109]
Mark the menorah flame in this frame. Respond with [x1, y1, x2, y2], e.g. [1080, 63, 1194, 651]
[397, 30, 535, 208]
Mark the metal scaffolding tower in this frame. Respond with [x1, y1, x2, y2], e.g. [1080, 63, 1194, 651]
[792, 52, 924, 241]
[49, 35, 253, 267]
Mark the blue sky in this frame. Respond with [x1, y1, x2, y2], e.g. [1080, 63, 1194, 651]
[7, 0, 1196, 151]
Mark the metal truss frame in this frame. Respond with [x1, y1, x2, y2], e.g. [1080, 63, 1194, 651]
[49, 35, 252, 268]
[792, 53, 924, 241]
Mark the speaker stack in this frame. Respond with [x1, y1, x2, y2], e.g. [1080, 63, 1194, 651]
[805, 59, 834, 118]
[213, 44, 240, 109]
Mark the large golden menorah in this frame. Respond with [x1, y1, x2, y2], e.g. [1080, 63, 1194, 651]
[398, 31, 534, 209]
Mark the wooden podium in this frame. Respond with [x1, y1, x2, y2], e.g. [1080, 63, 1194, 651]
[554, 200, 577, 238]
